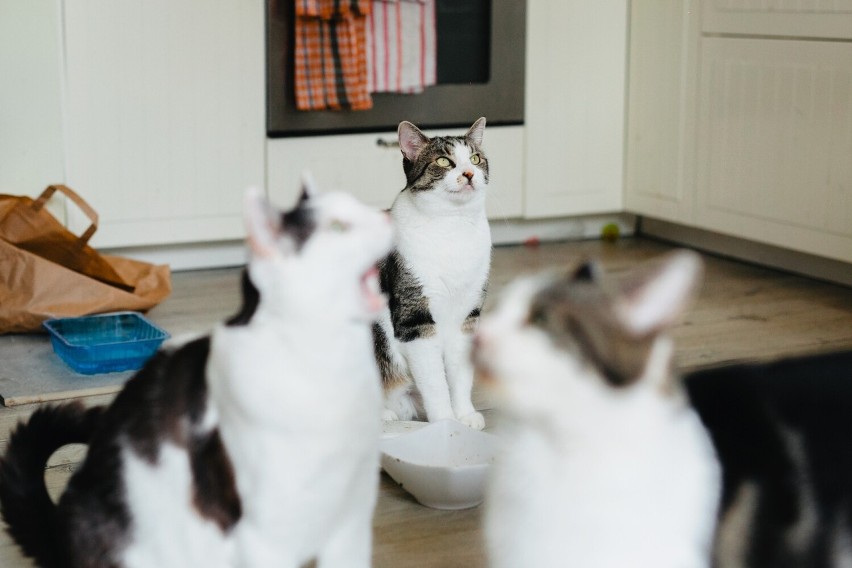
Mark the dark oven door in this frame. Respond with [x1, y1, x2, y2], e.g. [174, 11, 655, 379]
[267, 0, 526, 137]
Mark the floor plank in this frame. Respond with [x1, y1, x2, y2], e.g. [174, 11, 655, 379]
[0, 238, 850, 567]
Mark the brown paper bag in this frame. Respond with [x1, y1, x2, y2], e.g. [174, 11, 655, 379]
[0, 185, 171, 334]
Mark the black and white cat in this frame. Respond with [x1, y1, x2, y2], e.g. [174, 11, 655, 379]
[686, 349, 852, 568]
[474, 251, 721, 567]
[0, 182, 393, 567]
[374, 117, 491, 430]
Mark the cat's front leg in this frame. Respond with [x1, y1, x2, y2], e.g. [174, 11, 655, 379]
[316, 481, 376, 568]
[401, 336, 455, 421]
[443, 330, 485, 430]
[233, 522, 300, 568]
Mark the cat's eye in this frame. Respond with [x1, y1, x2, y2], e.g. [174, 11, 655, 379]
[435, 157, 452, 168]
[470, 153, 481, 165]
[527, 308, 548, 327]
[329, 219, 350, 233]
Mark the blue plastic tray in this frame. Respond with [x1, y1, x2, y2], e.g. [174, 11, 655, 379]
[43, 312, 170, 375]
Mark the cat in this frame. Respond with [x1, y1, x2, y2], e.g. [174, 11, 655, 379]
[0, 180, 394, 568]
[374, 117, 491, 430]
[473, 251, 721, 568]
[685, 349, 852, 568]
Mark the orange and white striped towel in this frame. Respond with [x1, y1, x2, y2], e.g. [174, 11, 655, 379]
[294, 0, 373, 111]
[366, 0, 436, 94]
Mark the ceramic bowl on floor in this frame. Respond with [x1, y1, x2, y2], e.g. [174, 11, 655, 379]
[381, 420, 428, 439]
[380, 419, 498, 510]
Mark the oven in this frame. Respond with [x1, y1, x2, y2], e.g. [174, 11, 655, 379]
[266, 0, 527, 137]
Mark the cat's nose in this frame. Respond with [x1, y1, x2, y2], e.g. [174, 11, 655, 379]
[462, 171, 474, 181]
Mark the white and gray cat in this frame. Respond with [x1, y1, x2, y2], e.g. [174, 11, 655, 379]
[475, 251, 721, 567]
[0, 181, 393, 567]
[374, 117, 491, 430]
[476, 250, 852, 568]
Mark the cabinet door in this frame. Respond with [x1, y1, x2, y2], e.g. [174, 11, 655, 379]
[63, 0, 265, 248]
[696, 38, 852, 263]
[0, 0, 64, 201]
[702, 0, 852, 40]
[523, 0, 626, 218]
[624, 0, 700, 224]
[266, 126, 525, 221]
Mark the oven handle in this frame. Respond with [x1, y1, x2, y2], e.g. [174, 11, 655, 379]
[376, 138, 400, 149]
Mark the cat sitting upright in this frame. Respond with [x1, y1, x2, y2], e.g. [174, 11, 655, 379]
[474, 251, 721, 568]
[374, 117, 491, 430]
[0, 181, 393, 568]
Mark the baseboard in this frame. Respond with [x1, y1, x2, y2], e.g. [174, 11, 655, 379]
[640, 217, 852, 288]
[105, 241, 248, 272]
[490, 213, 636, 246]
[105, 214, 636, 271]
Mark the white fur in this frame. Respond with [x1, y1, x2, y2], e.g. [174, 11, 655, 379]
[477, 270, 721, 568]
[122, 443, 234, 567]
[380, 136, 491, 430]
[209, 320, 381, 568]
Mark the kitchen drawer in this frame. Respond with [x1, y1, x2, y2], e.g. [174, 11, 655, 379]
[702, 0, 852, 40]
[266, 125, 525, 220]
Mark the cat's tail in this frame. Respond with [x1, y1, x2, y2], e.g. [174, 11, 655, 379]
[0, 402, 103, 567]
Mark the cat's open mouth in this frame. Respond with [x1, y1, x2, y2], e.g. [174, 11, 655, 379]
[361, 265, 385, 314]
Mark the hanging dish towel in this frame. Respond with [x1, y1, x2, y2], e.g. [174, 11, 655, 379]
[366, 0, 436, 94]
[294, 0, 373, 111]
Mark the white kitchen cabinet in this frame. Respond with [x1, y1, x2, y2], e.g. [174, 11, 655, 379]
[62, 0, 265, 248]
[0, 0, 65, 199]
[267, 125, 525, 221]
[702, 0, 852, 40]
[626, 1, 852, 264]
[624, 0, 699, 224]
[695, 37, 852, 263]
[522, 0, 627, 218]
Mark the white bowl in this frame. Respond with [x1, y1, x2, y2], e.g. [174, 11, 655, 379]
[381, 419, 428, 439]
[380, 419, 498, 510]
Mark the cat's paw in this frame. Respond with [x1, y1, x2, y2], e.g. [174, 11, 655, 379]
[382, 409, 400, 421]
[459, 411, 485, 431]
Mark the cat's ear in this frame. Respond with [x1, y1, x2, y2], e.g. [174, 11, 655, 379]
[398, 121, 429, 162]
[570, 259, 598, 283]
[244, 187, 280, 259]
[466, 117, 486, 147]
[298, 171, 317, 205]
[614, 250, 703, 337]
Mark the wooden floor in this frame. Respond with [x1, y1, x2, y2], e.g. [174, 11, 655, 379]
[1, 238, 851, 567]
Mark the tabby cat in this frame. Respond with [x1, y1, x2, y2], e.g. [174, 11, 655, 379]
[374, 117, 490, 430]
[475, 251, 721, 567]
[0, 182, 393, 567]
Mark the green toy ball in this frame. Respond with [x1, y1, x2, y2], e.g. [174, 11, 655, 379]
[600, 223, 620, 243]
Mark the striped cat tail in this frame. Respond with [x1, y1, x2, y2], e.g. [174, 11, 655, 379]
[0, 403, 103, 567]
